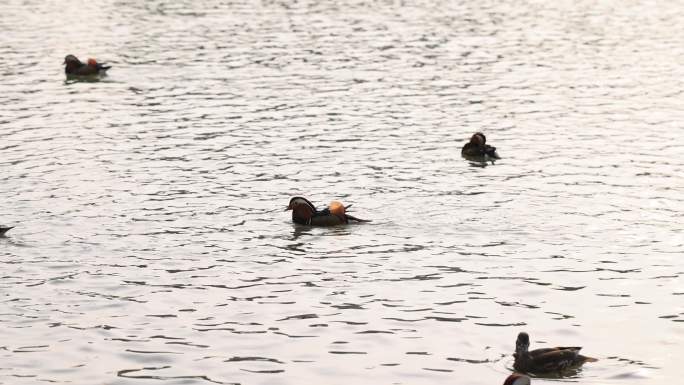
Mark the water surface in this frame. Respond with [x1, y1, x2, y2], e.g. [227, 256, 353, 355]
[1, 1, 683, 384]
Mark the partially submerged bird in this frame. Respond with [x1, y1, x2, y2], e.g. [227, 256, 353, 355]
[0, 226, 14, 236]
[503, 373, 531, 385]
[64, 54, 111, 77]
[286, 197, 370, 226]
[513, 332, 597, 374]
[461, 132, 500, 160]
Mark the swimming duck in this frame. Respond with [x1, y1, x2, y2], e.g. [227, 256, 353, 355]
[513, 332, 597, 374]
[461, 132, 500, 160]
[64, 55, 111, 77]
[503, 373, 531, 385]
[0, 226, 14, 236]
[286, 197, 369, 226]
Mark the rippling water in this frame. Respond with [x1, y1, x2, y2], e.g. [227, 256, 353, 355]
[1, 0, 683, 384]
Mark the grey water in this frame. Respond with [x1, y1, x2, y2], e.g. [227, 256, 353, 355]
[1, 0, 683, 384]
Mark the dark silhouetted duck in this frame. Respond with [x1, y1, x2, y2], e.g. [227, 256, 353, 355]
[64, 55, 111, 77]
[513, 332, 597, 374]
[503, 373, 531, 385]
[461, 132, 500, 160]
[0, 226, 14, 236]
[286, 197, 370, 226]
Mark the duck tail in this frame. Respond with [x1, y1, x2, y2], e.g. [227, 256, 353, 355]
[346, 214, 371, 223]
[581, 355, 598, 363]
[0, 226, 14, 235]
[485, 146, 500, 159]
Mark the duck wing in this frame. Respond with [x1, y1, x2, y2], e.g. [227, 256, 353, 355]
[305, 211, 370, 225]
[72, 64, 100, 76]
[529, 346, 581, 357]
[69, 63, 109, 76]
[530, 349, 587, 372]
[461, 142, 481, 157]
[320, 205, 369, 223]
[308, 213, 347, 226]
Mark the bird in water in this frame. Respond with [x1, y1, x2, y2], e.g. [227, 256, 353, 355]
[461, 132, 500, 160]
[0, 226, 14, 236]
[503, 373, 531, 385]
[286, 197, 370, 226]
[513, 332, 597, 374]
[64, 55, 111, 77]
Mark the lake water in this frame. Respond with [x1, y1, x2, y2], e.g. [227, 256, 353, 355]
[1, 1, 682, 384]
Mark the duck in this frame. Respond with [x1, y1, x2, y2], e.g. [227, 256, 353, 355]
[503, 373, 531, 385]
[461, 132, 500, 160]
[0, 226, 14, 236]
[64, 54, 111, 77]
[286, 197, 370, 226]
[513, 332, 597, 374]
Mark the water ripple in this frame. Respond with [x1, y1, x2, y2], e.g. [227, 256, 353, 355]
[1, 0, 683, 384]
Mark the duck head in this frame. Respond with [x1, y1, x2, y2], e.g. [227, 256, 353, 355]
[87, 58, 98, 66]
[503, 373, 531, 385]
[515, 332, 530, 355]
[287, 197, 317, 221]
[64, 54, 81, 65]
[470, 132, 486, 146]
[64, 54, 82, 71]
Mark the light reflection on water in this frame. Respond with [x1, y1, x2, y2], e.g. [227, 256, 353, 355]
[1, 0, 683, 384]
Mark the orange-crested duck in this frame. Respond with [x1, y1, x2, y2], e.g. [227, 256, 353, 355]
[64, 55, 111, 77]
[461, 132, 500, 160]
[513, 332, 597, 374]
[286, 197, 369, 226]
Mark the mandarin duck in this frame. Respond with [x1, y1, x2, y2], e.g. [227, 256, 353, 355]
[286, 197, 369, 226]
[513, 332, 597, 374]
[461, 132, 500, 160]
[64, 55, 111, 77]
